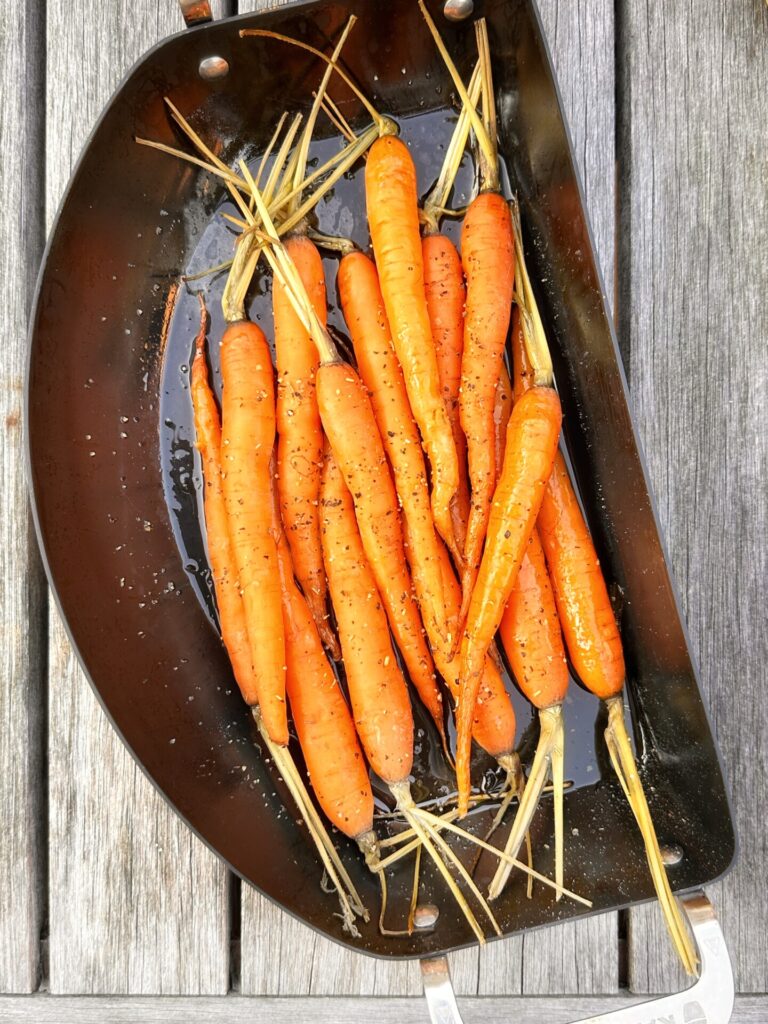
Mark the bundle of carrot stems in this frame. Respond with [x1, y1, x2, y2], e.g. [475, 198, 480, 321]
[138, 6, 698, 972]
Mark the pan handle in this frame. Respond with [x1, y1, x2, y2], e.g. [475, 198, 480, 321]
[420, 891, 734, 1024]
[177, 0, 236, 28]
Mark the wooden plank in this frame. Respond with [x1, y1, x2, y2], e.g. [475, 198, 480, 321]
[45, 1, 230, 995]
[0, 0, 46, 996]
[620, 0, 768, 995]
[1, 994, 767, 1024]
[238, 0, 619, 997]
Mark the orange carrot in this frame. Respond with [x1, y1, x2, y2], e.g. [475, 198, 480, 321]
[537, 453, 625, 700]
[320, 449, 414, 785]
[338, 250, 448, 662]
[457, 190, 516, 631]
[316, 362, 439, 727]
[274, 234, 339, 659]
[365, 135, 461, 562]
[422, 233, 471, 550]
[271, 468, 374, 842]
[456, 386, 562, 812]
[499, 528, 568, 711]
[511, 304, 535, 404]
[220, 319, 287, 746]
[494, 357, 514, 483]
[190, 300, 258, 705]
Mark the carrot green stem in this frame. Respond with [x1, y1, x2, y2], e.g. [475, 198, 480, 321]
[510, 197, 554, 387]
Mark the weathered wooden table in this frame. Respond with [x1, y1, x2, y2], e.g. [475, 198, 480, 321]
[1, 1, 766, 1020]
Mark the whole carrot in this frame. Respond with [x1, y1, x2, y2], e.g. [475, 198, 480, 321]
[456, 386, 563, 812]
[190, 298, 258, 705]
[272, 468, 374, 845]
[338, 250, 448, 657]
[365, 134, 461, 562]
[322, 450, 500, 943]
[274, 234, 339, 659]
[220, 319, 287, 747]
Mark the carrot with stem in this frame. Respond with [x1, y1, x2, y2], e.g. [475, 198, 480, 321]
[246, 176, 441, 741]
[420, 63, 482, 554]
[495, 205, 698, 975]
[321, 449, 502, 943]
[190, 299, 365, 931]
[419, 5, 516, 635]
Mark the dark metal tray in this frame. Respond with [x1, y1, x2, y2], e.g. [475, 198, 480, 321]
[26, 0, 735, 960]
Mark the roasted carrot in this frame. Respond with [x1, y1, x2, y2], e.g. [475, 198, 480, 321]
[271, 467, 374, 844]
[456, 386, 563, 812]
[338, 251, 448, 665]
[322, 450, 502, 942]
[491, 526, 569, 900]
[422, 233, 471, 551]
[275, 234, 339, 659]
[191, 299, 259, 704]
[191, 303, 366, 931]
[494, 357, 514, 482]
[418, 8, 517, 636]
[220, 319, 287, 747]
[365, 135, 461, 563]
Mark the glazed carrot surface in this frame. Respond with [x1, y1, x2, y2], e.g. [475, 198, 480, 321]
[321, 449, 414, 785]
[220, 320, 288, 746]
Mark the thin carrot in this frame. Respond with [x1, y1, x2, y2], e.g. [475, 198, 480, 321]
[456, 386, 563, 813]
[422, 233, 471, 551]
[494, 357, 514, 482]
[274, 234, 340, 659]
[271, 467, 374, 844]
[365, 135, 461, 563]
[220, 319, 288, 747]
[190, 298, 258, 705]
[337, 250, 449, 671]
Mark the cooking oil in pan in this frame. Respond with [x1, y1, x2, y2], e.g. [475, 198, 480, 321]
[159, 107, 609, 838]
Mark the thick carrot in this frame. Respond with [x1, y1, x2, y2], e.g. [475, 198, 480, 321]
[316, 362, 439, 727]
[422, 233, 471, 549]
[537, 453, 625, 700]
[494, 357, 514, 483]
[274, 233, 339, 659]
[456, 386, 562, 812]
[190, 302, 258, 705]
[365, 135, 460, 561]
[457, 190, 516, 629]
[220, 320, 288, 747]
[338, 251, 448, 656]
[498, 528, 568, 711]
[271, 470, 374, 841]
[321, 449, 414, 785]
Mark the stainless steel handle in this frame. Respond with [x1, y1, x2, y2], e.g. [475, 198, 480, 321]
[420, 891, 733, 1024]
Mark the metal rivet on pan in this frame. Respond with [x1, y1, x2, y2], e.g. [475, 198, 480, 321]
[660, 844, 684, 866]
[199, 56, 230, 81]
[444, 0, 474, 21]
[413, 904, 440, 929]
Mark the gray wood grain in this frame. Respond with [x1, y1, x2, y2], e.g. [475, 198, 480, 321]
[620, 0, 768, 995]
[0, 994, 767, 1024]
[44, 0, 230, 995]
[238, 0, 619, 998]
[0, 0, 46, 996]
